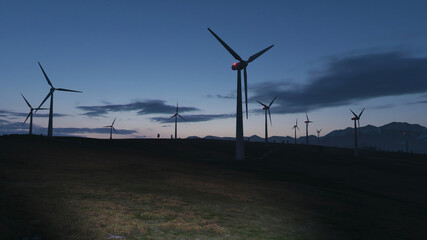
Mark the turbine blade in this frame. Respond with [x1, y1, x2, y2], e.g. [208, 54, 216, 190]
[176, 102, 178, 114]
[296, 126, 300, 131]
[112, 118, 116, 126]
[257, 100, 267, 107]
[169, 115, 175, 119]
[36, 92, 52, 112]
[350, 109, 358, 118]
[268, 109, 272, 126]
[113, 127, 117, 133]
[207, 28, 243, 61]
[247, 45, 274, 63]
[178, 114, 184, 120]
[244, 67, 248, 119]
[306, 113, 309, 121]
[20, 93, 32, 108]
[359, 108, 365, 118]
[55, 88, 82, 93]
[38, 62, 54, 88]
[268, 96, 277, 107]
[24, 112, 31, 124]
[35, 108, 49, 110]
[104, 126, 111, 128]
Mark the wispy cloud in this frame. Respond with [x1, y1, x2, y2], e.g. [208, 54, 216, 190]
[0, 109, 68, 119]
[77, 100, 199, 117]
[150, 113, 234, 123]
[251, 51, 427, 113]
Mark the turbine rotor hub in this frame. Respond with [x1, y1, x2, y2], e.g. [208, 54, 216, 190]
[231, 61, 248, 70]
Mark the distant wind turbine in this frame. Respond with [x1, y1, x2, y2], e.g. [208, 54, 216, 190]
[257, 96, 277, 145]
[304, 113, 313, 145]
[104, 118, 117, 140]
[350, 108, 365, 157]
[36, 62, 82, 137]
[170, 103, 184, 139]
[208, 27, 274, 160]
[21, 93, 48, 135]
[316, 128, 322, 146]
[292, 119, 300, 144]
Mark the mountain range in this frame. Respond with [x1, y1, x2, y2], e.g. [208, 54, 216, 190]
[187, 122, 427, 155]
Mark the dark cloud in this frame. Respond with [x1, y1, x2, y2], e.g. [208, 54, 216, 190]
[250, 52, 427, 113]
[151, 113, 234, 123]
[0, 119, 137, 136]
[0, 109, 68, 119]
[369, 104, 395, 110]
[207, 93, 235, 99]
[77, 100, 199, 117]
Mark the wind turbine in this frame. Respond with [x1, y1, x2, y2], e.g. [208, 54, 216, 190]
[350, 108, 365, 157]
[21, 93, 48, 135]
[304, 113, 313, 145]
[104, 118, 117, 140]
[36, 62, 82, 137]
[257, 96, 277, 146]
[316, 128, 322, 146]
[170, 103, 184, 139]
[208, 28, 274, 160]
[292, 119, 300, 144]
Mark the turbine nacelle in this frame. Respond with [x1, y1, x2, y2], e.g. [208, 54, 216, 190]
[231, 61, 248, 71]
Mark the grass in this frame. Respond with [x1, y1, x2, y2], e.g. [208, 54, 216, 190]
[1, 135, 427, 239]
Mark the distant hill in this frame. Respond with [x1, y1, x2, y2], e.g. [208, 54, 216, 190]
[188, 122, 427, 154]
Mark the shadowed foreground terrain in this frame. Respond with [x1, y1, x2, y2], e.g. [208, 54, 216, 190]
[1, 135, 426, 239]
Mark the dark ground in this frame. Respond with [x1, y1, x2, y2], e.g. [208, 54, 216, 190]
[1, 135, 426, 239]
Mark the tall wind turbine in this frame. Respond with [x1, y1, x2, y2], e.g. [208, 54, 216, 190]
[257, 96, 277, 145]
[21, 93, 48, 135]
[36, 62, 82, 137]
[170, 103, 184, 139]
[316, 128, 322, 146]
[292, 119, 300, 144]
[350, 108, 365, 157]
[208, 28, 274, 160]
[105, 118, 117, 140]
[304, 113, 313, 145]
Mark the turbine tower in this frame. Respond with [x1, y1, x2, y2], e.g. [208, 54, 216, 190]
[170, 103, 184, 139]
[304, 113, 313, 145]
[36, 62, 82, 137]
[350, 108, 365, 157]
[208, 28, 274, 160]
[257, 96, 277, 146]
[104, 118, 117, 140]
[21, 93, 48, 135]
[316, 128, 322, 145]
[292, 119, 300, 144]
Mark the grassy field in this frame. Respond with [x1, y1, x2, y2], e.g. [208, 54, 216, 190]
[1, 135, 426, 240]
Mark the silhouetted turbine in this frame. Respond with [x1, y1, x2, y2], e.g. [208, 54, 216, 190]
[104, 118, 117, 140]
[350, 108, 365, 157]
[292, 119, 300, 144]
[208, 27, 274, 160]
[169, 103, 184, 139]
[36, 62, 82, 137]
[304, 113, 313, 145]
[316, 128, 322, 146]
[257, 96, 276, 146]
[21, 93, 48, 135]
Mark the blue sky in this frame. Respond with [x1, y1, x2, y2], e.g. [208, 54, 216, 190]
[1, 0, 427, 138]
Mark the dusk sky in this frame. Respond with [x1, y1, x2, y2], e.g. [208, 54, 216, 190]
[1, 0, 427, 139]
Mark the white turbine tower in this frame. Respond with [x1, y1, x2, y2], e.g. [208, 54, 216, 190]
[36, 62, 82, 137]
[257, 96, 277, 146]
[292, 119, 300, 144]
[105, 118, 117, 140]
[170, 103, 184, 139]
[208, 28, 274, 160]
[21, 93, 48, 135]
